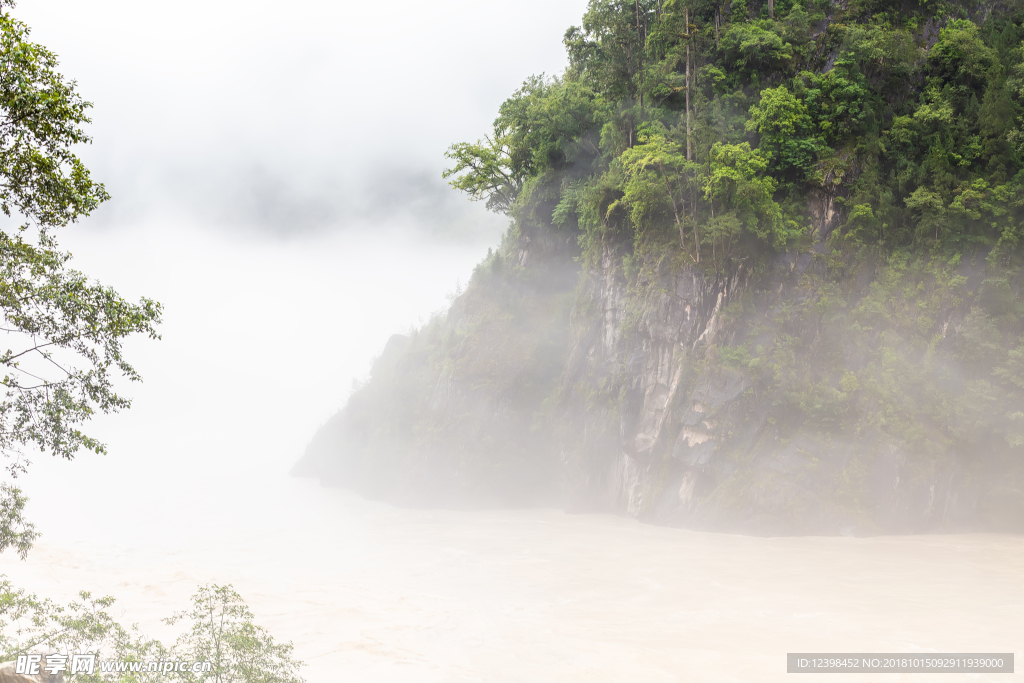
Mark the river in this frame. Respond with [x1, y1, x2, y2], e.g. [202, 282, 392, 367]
[3, 478, 1022, 682]
[2, 224, 1021, 682]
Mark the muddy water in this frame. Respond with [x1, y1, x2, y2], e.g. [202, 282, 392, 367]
[4, 478, 1021, 683]
[2, 225, 1020, 682]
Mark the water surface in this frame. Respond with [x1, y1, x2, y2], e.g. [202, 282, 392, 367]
[5, 478, 1021, 682]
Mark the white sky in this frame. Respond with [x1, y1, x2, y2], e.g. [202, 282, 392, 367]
[17, 0, 586, 235]
[9, 0, 589, 542]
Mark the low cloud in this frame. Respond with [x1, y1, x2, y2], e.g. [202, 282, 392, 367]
[86, 160, 507, 244]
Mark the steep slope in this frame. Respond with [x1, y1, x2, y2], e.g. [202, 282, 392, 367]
[295, 0, 1024, 534]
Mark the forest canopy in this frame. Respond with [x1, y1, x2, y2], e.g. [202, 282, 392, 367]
[445, 0, 1024, 266]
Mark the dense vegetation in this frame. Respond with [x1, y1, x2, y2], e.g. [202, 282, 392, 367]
[448, 0, 1024, 262]
[0, 582, 304, 683]
[297, 0, 1024, 532]
[0, 0, 163, 558]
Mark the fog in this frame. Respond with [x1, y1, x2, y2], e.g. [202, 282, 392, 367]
[8, 0, 587, 534]
[0, 1, 1022, 682]
[14, 222, 492, 543]
[15, 0, 580, 238]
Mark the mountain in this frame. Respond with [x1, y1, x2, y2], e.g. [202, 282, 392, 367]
[294, 0, 1024, 534]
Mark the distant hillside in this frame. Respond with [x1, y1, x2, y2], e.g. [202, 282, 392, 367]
[294, 0, 1024, 534]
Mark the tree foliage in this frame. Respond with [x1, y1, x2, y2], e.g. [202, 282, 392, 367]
[0, 1, 162, 557]
[165, 585, 304, 683]
[0, 10, 107, 230]
[0, 581, 303, 683]
[445, 0, 1024, 264]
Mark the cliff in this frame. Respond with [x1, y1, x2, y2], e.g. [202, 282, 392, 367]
[294, 218, 1024, 534]
[294, 0, 1024, 534]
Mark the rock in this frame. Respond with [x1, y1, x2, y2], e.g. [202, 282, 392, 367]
[0, 658, 64, 683]
[691, 368, 749, 410]
[673, 429, 716, 466]
[380, 333, 410, 359]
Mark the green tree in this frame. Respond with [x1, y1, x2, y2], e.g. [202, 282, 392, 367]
[617, 125, 701, 259]
[718, 20, 793, 82]
[746, 84, 825, 181]
[444, 76, 605, 215]
[564, 0, 654, 107]
[0, 0, 161, 555]
[446, 0, 1024, 256]
[0, 577, 168, 682]
[165, 585, 304, 683]
[928, 19, 996, 100]
[0, 580, 302, 683]
[703, 141, 795, 248]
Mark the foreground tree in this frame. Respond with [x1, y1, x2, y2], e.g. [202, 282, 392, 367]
[0, 0, 162, 556]
[165, 585, 304, 683]
[0, 8, 303, 681]
[0, 581, 303, 683]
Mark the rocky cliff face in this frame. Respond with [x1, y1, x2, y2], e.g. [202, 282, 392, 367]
[295, 226, 1024, 535]
[559, 244, 988, 535]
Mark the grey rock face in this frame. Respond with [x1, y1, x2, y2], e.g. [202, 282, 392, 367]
[297, 227, 1022, 535]
[557, 243, 999, 535]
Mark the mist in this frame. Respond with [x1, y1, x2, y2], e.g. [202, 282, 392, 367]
[15, 0, 583, 238]
[8, 0, 590, 541]
[0, 1, 1021, 682]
